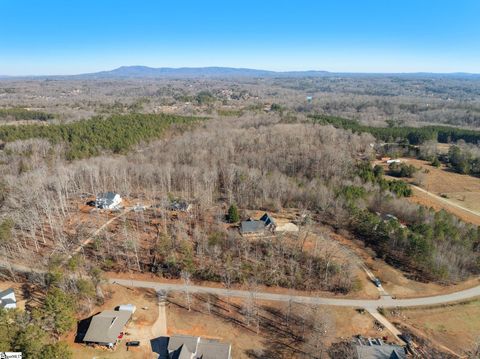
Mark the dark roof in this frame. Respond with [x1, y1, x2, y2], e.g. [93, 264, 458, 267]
[0, 288, 15, 298]
[196, 338, 231, 359]
[259, 213, 275, 226]
[83, 310, 131, 344]
[0, 287, 16, 308]
[240, 220, 265, 233]
[355, 344, 406, 359]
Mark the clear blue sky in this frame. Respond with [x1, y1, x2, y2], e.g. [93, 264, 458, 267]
[1, 0, 479, 75]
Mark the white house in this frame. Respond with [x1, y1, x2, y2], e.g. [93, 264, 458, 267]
[96, 192, 122, 209]
[0, 288, 17, 309]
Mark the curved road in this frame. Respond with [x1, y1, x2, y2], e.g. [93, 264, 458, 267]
[109, 278, 480, 309]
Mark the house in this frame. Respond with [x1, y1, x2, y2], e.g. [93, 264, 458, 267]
[158, 334, 232, 359]
[240, 219, 266, 235]
[95, 192, 122, 209]
[240, 212, 275, 236]
[82, 309, 132, 348]
[355, 337, 406, 359]
[240, 212, 299, 235]
[0, 288, 17, 309]
[168, 200, 192, 212]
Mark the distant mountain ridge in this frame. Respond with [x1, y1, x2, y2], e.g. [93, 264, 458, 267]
[1, 66, 480, 79]
[78, 66, 331, 78]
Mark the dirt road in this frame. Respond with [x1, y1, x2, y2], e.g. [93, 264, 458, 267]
[412, 184, 480, 217]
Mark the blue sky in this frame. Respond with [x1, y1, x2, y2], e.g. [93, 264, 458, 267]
[1, 0, 479, 75]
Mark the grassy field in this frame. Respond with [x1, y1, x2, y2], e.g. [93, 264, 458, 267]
[386, 300, 480, 356]
[377, 157, 480, 225]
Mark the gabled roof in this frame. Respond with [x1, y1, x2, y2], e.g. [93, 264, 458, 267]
[83, 310, 131, 344]
[166, 335, 231, 359]
[168, 335, 199, 353]
[196, 338, 231, 359]
[240, 220, 265, 233]
[0, 287, 15, 299]
[355, 344, 406, 359]
[259, 213, 275, 226]
[0, 288, 16, 308]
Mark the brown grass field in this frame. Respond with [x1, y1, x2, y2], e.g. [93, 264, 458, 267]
[386, 300, 480, 356]
[377, 158, 480, 225]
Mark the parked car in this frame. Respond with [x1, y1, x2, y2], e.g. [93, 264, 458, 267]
[126, 341, 140, 347]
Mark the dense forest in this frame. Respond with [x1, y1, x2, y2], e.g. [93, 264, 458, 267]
[311, 114, 480, 145]
[0, 107, 54, 122]
[0, 112, 478, 287]
[0, 113, 201, 159]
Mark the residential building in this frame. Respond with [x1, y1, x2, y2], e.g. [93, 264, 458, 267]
[155, 334, 232, 359]
[96, 192, 122, 209]
[0, 288, 16, 309]
[83, 309, 132, 348]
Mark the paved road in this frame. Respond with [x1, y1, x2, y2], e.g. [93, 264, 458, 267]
[109, 278, 480, 309]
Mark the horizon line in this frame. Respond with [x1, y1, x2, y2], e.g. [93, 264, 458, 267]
[1, 65, 480, 78]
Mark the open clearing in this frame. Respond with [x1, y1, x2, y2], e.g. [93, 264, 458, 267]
[377, 157, 480, 225]
[386, 300, 480, 356]
[167, 292, 383, 358]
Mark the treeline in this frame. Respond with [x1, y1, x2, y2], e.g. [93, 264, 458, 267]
[356, 163, 412, 197]
[351, 207, 480, 282]
[0, 264, 103, 358]
[445, 145, 480, 176]
[341, 162, 480, 281]
[0, 108, 54, 121]
[311, 115, 480, 145]
[0, 113, 201, 160]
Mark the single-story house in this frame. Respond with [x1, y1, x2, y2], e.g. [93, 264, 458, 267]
[83, 309, 132, 348]
[0, 288, 17, 309]
[355, 337, 406, 359]
[240, 219, 267, 235]
[240, 212, 299, 235]
[95, 192, 122, 209]
[164, 334, 232, 359]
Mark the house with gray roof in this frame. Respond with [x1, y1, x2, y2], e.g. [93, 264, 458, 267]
[354, 337, 406, 359]
[95, 192, 122, 209]
[240, 219, 266, 235]
[240, 212, 276, 236]
[83, 309, 132, 347]
[154, 334, 231, 359]
[0, 288, 17, 309]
